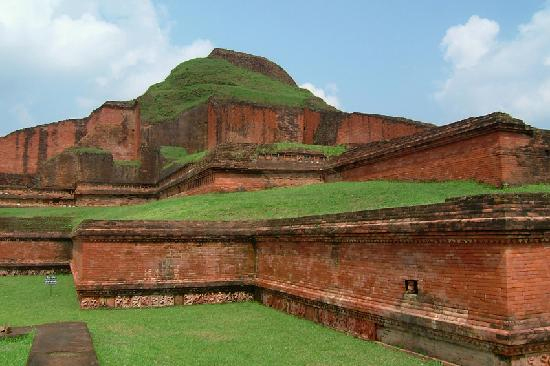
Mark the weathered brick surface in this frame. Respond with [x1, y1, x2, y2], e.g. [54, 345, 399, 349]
[142, 104, 208, 153]
[331, 112, 549, 187]
[256, 239, 509, 327]
[0, 240, 72, 267]
[69, 193, 550, 366]
[500, 129, 550, 185]
[505, 244, 550, 330]
[206, 101, 431, 148]
[72, 239, 255, 286]
[336, 131, 505, 185]
[336, 113, 433, 145]
[207, 102, 280, 148]
[78, 102, 141, 161]
[0, 232, 72, 275]
[0, 102, 140, 176]
[260, 289, 378, 340]
[0, 106, 546, 206]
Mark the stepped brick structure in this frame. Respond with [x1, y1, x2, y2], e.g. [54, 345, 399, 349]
[2, 194, 549, 365]
[1, 49, 549, 366]
[0, 110, 546, 207]
[329, 112, 550, 186]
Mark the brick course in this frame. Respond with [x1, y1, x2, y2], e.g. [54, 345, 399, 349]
[70, 193, 550, 365]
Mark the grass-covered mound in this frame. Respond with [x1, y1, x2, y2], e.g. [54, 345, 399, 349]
[138, 57, 334, 123]
[0, 275, 440, 366]
[0, 181, 548, 230]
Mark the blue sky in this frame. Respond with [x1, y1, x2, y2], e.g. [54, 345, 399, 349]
[1, 0, 549, 137]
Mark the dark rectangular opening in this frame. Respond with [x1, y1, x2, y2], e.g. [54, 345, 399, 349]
[404, 280, 418, 295]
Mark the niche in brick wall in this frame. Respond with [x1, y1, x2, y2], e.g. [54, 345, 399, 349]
[404, 280, 418, 295]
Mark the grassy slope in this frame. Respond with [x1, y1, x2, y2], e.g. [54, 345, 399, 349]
[138, 57, 333, 123]
[256, 142, 347, 157]
[0, 181, 548, 230]
[160, 146, 207, 170]
[0, 275, 439, 366]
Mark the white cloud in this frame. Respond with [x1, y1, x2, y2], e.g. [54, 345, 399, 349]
[0, 0, 213, 116]
[436, 6, 550, 129]
[300, 82, 341, 108]
[441, 15, 499, 69]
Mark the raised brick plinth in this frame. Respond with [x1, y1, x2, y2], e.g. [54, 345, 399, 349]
[71, 193, 550, 366]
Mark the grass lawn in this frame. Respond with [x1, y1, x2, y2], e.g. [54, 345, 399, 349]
[0, 181, 548, 231]
[0, 275, 441, 366]
[0, 334, 33, 366]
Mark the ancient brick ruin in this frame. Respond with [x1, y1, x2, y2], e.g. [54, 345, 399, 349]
[1, 49, 549, 366]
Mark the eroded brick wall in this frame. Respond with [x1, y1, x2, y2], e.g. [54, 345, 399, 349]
[78, 103, 141, 161]
[336, 113, 431, 145]
[332, 113, 549, 187]
[39, 152, 114, 189]
[336, 131, 506, 186]
[207, 102, 431, 148]
[500, 129, 550, 185]
[207, 102, 280, 148]
[0, 102, 140, 176]
[142, 104, 208, 153]
[0, 119, 84, 175]
[335, 128, 549, 187]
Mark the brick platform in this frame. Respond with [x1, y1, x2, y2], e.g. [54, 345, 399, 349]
[70, 193, 550, 366]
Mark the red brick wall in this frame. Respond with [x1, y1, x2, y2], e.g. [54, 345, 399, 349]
[338, 131, 506, 186]
[505, 244, 550, 330]
[0, 103, 140, 176]
[79, 105, 141, 161]
[0, 120, 80, 175]
[159, 169, 323, 198]
[336, 114, 428, 145]
[72, 240, 255, 286]
[207, 103, 280, 148]
[207, 102, 431, 148]
[303, 109, 320, 145]
[142, 104, 208, 153]
[210, 171, 323, 193]
[0, 240, 72, 265]
[499, 130, 550, 185]
[255, 237, 509, 330]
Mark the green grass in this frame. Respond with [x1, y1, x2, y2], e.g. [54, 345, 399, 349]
[138, 57, 334, 123]
[256, 142, 348, 157]
[0, 275, 440, 366]
[160, 146, 190, 161]
[0, 333, 33, 366]
[0, 181, 548, 230]
[160, 146, 207, 170]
